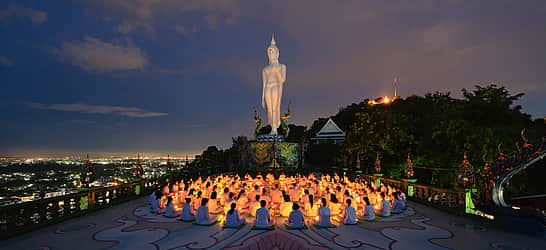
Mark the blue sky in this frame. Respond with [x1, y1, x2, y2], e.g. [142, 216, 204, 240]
[1, 0, 545, 157]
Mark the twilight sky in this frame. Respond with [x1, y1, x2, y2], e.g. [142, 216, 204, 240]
[1, 0, 545, 157]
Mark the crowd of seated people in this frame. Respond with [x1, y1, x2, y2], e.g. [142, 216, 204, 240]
[148, 172, 408, 228]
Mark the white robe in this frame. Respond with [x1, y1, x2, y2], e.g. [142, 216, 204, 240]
[180, 204, 195, 221]
[289, 188, 299, 202]
[342, 206, 357, 225]
[392, 198, 403, 214]
[224, 210, 244, 227]
[316, 206, 331, 227]
[286, 210, 305, 228]
[381, 199, 391, 216]
[271, 190, 283, 204]
[255, 207, 273, 228]
[196, 206, 214, 225]
[165, 203, 179, 218]
[249, 201, 260, 217]
[364, 205, 375, 221]
[280, 202, 292, 217]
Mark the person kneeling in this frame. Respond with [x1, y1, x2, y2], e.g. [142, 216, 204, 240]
[179, 198, 195, 221]
[285, 203, 305, 229]
[165, 197, 181, 218]
[224, 203, 245, 228]
[341, 199, 357, 225]
[196, 198, 218, 225]
[255, 200, 274, 228]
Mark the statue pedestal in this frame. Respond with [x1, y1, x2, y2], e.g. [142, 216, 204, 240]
[256, 134, 286, 142]
[249, 141, 300, 168]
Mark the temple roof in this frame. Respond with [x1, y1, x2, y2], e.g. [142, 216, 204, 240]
[314, 118, 346, 138]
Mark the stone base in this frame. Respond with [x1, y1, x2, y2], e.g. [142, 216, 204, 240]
[256, 134, 286, 142]
[249, 141, 299, 168]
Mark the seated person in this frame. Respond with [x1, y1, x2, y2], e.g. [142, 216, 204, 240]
[255, 200, 274, 228]
[391, 192, 403, 214]
[149, 190, 157, 208]
[271, 184, 283, 204]
[301, 189, 310, 204]
[328, 193, 341, 216]
[249, 185, 261, 203]
[289, 183, 299, 202]
[279, 195, 292, 217]
[250, 195, 261, 217]
[377, 192, 391, 217]
[208, 191, 223, 214]
[196, 198, 218, 225]
[224, 192, 236, 215]
[285, 202, 305, 229]
[261, 188, 271, 207]
[221, 187, 230, 206]
[341, 199, 357, 225]
[165, 197, 181, 218]
[398, 191, 407, 210]
[236, 190, 249, 209]
[224, 203, 245, 228]
[363, 197, 375, 221]
[304, 194, 318, 217]
[313, 198, 331, 227]
[152, 191, 165, 214]
[193, 191, 203, 210]
[179, 197, 195, 221]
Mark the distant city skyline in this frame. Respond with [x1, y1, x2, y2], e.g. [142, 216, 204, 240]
[1, 1, 545, 156]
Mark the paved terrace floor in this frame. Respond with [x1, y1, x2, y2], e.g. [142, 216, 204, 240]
[1, 197, 544, 250]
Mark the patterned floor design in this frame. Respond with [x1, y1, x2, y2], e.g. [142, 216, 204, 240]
[1, 197, 544, 250]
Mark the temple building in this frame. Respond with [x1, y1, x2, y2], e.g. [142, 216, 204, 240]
[309, 118, 346, 145]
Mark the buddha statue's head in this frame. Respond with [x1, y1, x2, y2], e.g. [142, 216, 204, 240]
[267, 35, 279, 64]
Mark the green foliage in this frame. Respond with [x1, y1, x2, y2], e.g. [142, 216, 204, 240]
[307, 84, 545, 187]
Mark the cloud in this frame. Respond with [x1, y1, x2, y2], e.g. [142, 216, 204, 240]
[29, 102, 167, 118]
[0, 56, 13, 67]
[88, 0, 240, 33]
[57, 36, 147, 72]
[0, 3, 47, 24]
[117, 20, 133, 34]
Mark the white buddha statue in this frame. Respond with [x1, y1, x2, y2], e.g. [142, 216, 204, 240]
[262, 35, 287, 135]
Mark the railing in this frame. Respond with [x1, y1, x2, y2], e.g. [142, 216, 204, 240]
[0, 179, 159, 239]
[360, 174, 465, 213]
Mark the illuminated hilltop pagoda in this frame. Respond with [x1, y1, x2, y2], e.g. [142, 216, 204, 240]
[368, 75, 402, 105]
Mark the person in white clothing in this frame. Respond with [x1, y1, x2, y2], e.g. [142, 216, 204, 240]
[208, 191, 223, 214]
[313, 198, 331, 227]
[196, 198, 218, 225]
[224, 203, 245, 228]
[165, 197, 181, 218]
[249, 195, 261, 217]
[285, 202, 305, 229]
[151, 191, 165, 214]
[271, 184, 283, 204]
[363, 197, 375, 221]
[279, 195, 292, 217]
[179, 198, 195, 221]
[254, 200, 274, 228]
[289, 183, 299, 202]
[378, 192, 391, 217]
[341, 199, 357, 225]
